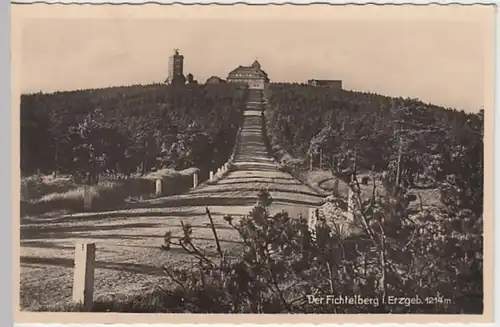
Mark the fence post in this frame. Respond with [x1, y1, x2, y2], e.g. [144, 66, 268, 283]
[72, 241, 96, 311]
[193, 173, 198, 188]
[155, 179, 163, 196]
[83, 185, 92, 211]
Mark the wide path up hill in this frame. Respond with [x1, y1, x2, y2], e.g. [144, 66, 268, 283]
[145, 89, 324, 212]
[19, 89, 325, 310]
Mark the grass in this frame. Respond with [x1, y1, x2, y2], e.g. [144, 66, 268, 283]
[21, 174, 76, 201]
[28, 287, 236, 313]
[31, 289, 179, 313]
[21, 168, 199, 217]
[19, 203, 248, 311]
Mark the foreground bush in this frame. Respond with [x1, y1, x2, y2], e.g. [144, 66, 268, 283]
[157, 185, 482, 314]
[45, 180, 482, 314]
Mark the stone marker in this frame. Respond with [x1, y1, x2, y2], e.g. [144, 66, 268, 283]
[155, 179, 162, 196]
[72, 241, 96, 311]
[209, 171, 214, 181]
[83, 185, 92, 211]
[217, 168, 221, 175]
[193, 173, 198, 188]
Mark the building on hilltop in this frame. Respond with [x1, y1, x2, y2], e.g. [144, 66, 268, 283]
[308, 79, 343, 91]
[186, 73, 198, 85]
[165, 49, 186, 85]
[205, 76, 226, 84]
[227, 59, 269, 90]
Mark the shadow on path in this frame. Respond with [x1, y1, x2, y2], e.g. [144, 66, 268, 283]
[20, 256, 167, 277]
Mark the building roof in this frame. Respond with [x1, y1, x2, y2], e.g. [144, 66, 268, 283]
[228, 64, 269, 80]
[309, 79, 342, 83]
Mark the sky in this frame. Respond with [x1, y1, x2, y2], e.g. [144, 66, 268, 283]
[14, 4, 495, 112]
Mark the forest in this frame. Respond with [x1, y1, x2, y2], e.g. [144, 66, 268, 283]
[21, 83, 247, 183]
[128, 84, 483, 314]
[21, 81, 484, 313]
[265, 83, 483, 217]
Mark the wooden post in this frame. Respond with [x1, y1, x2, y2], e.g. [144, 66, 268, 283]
[396, 134, 403, 188]
[155, 179, 162, 196]
[332, 177, 339, 196]
[346, 186, 354, 222]
[309, 152, 313, 171]
[83, 185, 92, 211]
[332, 155, 336, 175]
[72, 241, 96, 311]
[308, 208, 318, 236]
[193, 173, 198, 188]
[319, 148, 323, 170]
[352, 149, 357, 183]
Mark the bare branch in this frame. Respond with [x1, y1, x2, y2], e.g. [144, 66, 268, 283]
[162, 265, 188, 294]
[206, 207, 224, 258]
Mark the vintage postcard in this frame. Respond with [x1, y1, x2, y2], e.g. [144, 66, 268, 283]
[12, 2, 495, 324]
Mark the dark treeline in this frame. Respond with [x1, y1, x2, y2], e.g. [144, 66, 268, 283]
[266, 83, 484, 216]
[21, 83, 247, 183]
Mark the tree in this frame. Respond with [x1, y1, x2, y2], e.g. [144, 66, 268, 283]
[70, 108, 127, 184]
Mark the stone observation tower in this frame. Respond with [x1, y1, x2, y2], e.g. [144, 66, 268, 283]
[165, 49, 185, 85]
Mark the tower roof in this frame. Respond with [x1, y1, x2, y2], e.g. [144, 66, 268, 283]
[251, 60, 261, 69]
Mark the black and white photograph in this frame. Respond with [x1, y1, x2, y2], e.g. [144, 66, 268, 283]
[14, 3, 494, 320]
